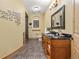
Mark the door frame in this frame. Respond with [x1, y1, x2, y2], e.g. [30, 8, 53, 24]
[24, 12, 28, 43]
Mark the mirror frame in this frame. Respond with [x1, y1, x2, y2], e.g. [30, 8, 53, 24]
[51, 5, 65, 29]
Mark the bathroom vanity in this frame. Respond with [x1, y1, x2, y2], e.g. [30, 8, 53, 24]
[42, 33, 72, 59]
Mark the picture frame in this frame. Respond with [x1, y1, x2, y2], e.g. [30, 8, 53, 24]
[33, 20, 39, 28]
[51, 5, 65, 29]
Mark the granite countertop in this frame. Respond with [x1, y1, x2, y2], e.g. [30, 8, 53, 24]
[42, 33, 72, 40]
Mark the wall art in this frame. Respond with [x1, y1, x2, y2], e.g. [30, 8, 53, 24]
[0, 9, 21, 25]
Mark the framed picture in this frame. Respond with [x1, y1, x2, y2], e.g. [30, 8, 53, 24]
[51, 5, 65, 29]
[33, 20, 39, 28]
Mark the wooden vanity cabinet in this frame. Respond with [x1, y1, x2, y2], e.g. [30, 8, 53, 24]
[51, 40, 71, 59]
[42, 35, 71, 59]
[42, 35, 51, 59]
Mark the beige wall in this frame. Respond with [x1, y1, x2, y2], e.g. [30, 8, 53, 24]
[0, 0, 25, 58]
[28, 13, 44, 38]
[44, 0, 74, 34]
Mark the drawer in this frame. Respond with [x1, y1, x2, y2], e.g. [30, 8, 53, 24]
[51, 40, 71, 47]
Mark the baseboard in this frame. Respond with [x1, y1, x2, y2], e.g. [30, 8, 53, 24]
[2, 45, 24, 59]
[29, 38, 38, 39]
[29, 37, 42, 39]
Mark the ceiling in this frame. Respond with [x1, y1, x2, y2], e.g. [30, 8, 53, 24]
[23, 0, 52, 13]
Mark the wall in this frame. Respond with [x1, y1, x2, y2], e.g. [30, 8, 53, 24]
[44, 0, 74, 34]
[0, 0, 25, 58]
[28, 13, 44, 39]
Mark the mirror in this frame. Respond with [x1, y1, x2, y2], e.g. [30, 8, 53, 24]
[51, 5, 65, 29]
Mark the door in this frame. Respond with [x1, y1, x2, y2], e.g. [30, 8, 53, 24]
[25, 12, 28, 41]
[73, 0, 79, 59]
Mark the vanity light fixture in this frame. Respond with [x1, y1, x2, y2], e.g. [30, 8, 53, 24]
[53, 0, 58, 8]
[50, 0, 58, 10]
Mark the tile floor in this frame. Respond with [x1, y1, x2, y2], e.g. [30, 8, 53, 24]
[7, 39, 47, 59]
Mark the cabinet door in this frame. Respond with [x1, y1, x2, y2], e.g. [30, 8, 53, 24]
[51, 40, 71, 59]
[51, 47, 70, 59]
